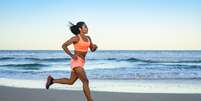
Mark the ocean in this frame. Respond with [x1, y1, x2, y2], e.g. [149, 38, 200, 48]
[0, 50, 201, 93]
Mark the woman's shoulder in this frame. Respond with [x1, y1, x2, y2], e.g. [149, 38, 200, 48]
[70, 36, 79, 43]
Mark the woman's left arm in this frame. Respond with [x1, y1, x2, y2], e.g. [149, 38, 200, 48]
[87, 36, 98, 52]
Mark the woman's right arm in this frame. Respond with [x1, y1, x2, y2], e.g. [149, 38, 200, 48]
[62, 36, 78, 58]
[87, 36, 98, 52]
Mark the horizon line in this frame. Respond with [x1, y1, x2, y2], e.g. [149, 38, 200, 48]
[0, 49, 201, 51]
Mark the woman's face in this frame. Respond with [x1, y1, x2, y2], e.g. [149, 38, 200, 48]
[80, 24, 88, 34]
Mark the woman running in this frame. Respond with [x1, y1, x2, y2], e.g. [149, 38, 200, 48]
[45, 21, 97, 101]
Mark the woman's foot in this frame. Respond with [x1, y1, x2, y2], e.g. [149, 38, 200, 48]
[46, 75, 54, 89]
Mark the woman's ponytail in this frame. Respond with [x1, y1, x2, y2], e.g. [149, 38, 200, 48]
[69, 21, 85, 35]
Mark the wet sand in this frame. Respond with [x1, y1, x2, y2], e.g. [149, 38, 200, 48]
[0, 86, 201, 101]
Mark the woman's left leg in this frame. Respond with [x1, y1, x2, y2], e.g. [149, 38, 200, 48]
[53, 71, 78, 85]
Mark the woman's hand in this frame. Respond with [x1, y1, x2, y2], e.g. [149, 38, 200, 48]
[91, 44, 98, 52]
[72, 54, 78, 60]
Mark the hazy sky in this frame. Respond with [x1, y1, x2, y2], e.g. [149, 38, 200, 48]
[0, 0, 200, 50]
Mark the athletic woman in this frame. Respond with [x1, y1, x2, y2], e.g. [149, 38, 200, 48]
[45, 21, 97, 101]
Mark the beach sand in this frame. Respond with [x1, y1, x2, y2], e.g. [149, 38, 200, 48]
[0, 86, 201, 101]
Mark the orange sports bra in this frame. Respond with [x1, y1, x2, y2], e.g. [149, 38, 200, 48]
[74, 35, 90, 52]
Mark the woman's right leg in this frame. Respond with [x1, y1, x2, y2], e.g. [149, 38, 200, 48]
[53, 71, 78, 85]
[74, 67, 93, 101]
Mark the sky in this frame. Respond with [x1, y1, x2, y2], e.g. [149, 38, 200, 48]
[0, 0, 201, 50]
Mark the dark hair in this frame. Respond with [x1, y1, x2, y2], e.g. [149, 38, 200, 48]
[69, 21, 86, 35]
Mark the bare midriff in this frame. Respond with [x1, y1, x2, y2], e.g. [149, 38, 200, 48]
[74, 51, 87, 60]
